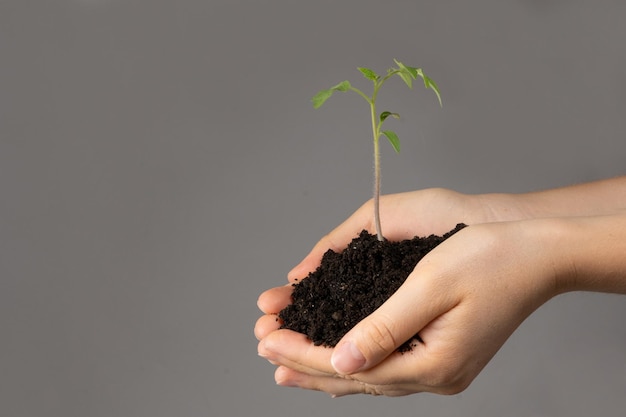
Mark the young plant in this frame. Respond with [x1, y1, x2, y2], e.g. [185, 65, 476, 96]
[311, 59, 442, 241]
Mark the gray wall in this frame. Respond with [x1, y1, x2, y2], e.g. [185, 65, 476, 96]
[2, 1, 626, 416]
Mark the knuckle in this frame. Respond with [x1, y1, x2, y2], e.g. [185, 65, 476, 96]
[349, 378, 385, 396]
[362, 384, 385, 396]
[359, 315, 399, 357]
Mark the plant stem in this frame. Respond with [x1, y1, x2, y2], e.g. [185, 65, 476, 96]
[371, 98, 383, 241]
[370, 80, 384, 241]
[350, 73, 397, 242]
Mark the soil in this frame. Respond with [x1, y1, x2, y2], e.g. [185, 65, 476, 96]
[279, 224, 466, 352]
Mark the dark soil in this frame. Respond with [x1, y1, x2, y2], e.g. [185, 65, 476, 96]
[279, 224, 466, 352]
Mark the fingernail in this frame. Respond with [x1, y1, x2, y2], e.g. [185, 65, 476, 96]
[331, 341, 366, 375]
[258, 341, 273, 360]
[276, 377, 299, 388]
[275, 367, 299, 387]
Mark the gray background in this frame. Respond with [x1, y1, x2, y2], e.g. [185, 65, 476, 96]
[2, 1, 626, 416]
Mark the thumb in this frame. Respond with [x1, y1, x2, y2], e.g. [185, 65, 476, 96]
[330, 267, 450, 375]
[330, 312, 406, 375]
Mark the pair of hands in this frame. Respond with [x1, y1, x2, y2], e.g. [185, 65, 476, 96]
[255, 188, 567, 396]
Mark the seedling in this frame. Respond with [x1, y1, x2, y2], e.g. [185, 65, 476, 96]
[312, 59, 442, 241]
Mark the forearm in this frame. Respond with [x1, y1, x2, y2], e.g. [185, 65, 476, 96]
[478, 176, 626, 222]
[555, 211, 626, 294]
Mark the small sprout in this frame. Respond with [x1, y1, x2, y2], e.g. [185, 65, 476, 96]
[312, 59, 442, 240]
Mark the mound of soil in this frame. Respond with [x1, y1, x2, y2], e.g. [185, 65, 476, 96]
[279, 224, 466, 352]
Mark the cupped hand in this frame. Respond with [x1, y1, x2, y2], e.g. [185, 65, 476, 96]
[285, 188, 521, 284]
[256, 188, 486, 341]
[255, 188, 552, 396]
[257, 218, 565, 396]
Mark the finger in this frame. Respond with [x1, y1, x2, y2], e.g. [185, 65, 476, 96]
[260, 326, 466, 395]
[274, 366, 354, 394]
[254, 314, 282, 341]
[287, 202, 373, 282]
[259, 325, 447, 391]
[257, 284, 293, 314]
[274, 364, 424, 397]
[274, 366, 367, 397]
[258, 328, 336, 376]
[355, 317, 482, 396]
[274, 366, 388, 397]
[330, 258, 459, 375]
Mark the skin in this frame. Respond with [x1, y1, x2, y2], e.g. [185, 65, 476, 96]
[255, 177, 626, 397]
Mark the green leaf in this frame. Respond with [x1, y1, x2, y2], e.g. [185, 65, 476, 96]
[379, 111, 400, 123]
[311, 89, 333, 109]
[331, 80, 351, 92]
[423, 75, 443, 107]
[404, 65, 419, 79]
[397, 71, 413, 89]
[311, 81, 352, 108]
[413, 71, 442, 107]
[394, 59, 418, 89]
[358, 67, 379, 81]
[382, 130, 401, 153]
[393, 59, 417, 78]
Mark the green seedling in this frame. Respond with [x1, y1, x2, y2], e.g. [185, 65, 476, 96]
[312, 59, 442, 241]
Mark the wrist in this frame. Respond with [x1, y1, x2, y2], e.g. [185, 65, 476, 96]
[555, 212, 626, 294]
[473, 177, 626, 223]
[473, 192, 536, 223]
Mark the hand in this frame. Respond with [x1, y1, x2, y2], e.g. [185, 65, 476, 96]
[257, 181, 626, 396]
[255, 188, 492, 352]
[256, 188, 542, 395]
[285, 188, 526, 284]
[256, 218, 564, 396]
